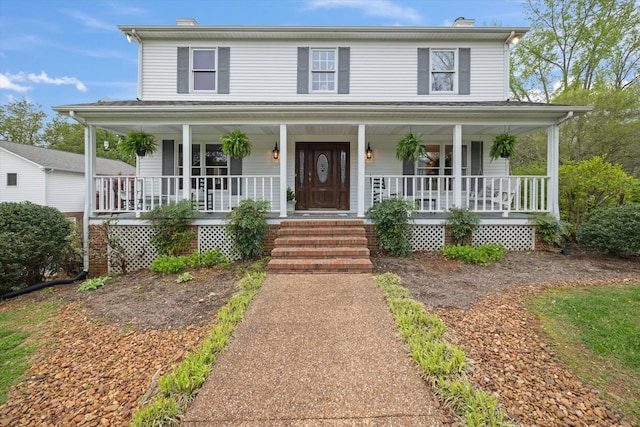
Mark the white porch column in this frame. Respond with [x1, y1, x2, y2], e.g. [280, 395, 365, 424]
[452, 124, 462, 207]
[279, 124, 288, 217]
[182, 124, 191, 200]
[83, 125, 96, 271]
[357, 124, 366, 218]
[547, 124, 560, 218]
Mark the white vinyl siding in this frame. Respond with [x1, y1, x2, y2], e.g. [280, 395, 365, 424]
[47, 171, 85, 213]
[0, 154, 44, 205]
[139, 40, 507, 102]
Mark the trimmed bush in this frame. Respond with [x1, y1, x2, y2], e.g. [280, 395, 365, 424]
[366, 198, 414, 257]
[577, 204, 640, 256]
[0, 202, 76, 292]
[141, 200, 195, 256]
[445, 207, 480, 245]
[225, 199, 270, 260]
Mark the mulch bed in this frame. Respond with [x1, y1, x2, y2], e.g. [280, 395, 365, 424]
[1, 250, 639, 426]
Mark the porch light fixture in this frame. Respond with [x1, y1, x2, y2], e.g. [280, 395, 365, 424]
[103, 140, 109, 151]
[366, 142, 373, 160]
[272, 142, 280, 160]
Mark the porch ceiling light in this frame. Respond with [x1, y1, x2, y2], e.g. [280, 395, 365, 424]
[366, 142, 373, 160]
[272, 142, 280, 160]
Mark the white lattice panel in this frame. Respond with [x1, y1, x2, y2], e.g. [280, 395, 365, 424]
[473, 225, 534, 250]
[108, 225, 157, 274]
[198, 226, 237, 259]
[410, 225, 445, 251]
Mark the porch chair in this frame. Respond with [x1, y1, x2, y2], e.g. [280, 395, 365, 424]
[469, 178, 518, 211]
[371, 177, 397, 204]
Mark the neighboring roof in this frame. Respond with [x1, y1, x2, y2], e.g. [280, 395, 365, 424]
[0, 140, 135, 175]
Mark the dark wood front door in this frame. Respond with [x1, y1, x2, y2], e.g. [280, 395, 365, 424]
[295, 142, 350, 210]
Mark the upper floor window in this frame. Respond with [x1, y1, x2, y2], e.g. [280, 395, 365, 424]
[431, 50, 456, 92]
[6, 173, 17, 186]
[192, 49, 216, 91]
[311, 49, 336, 92]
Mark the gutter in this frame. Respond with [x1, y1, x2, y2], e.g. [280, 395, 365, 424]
[555, 111, 574, 125]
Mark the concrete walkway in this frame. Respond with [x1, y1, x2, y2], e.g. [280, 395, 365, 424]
[182, 274, 442, 426]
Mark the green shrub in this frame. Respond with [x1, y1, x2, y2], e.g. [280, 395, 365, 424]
[141, 200, 195, 256]
[150, 255, 191, 274]
[439, 243, 507, 265]
[529, 213, 570, 246]
[78, 275, 112, 291]
[445, 207, 480, 245]
[559, 156, 634, 231]
[225, 199, 270, 260]
[366, 198, 414, 257]
[0, 202, 77, 292]
[192, 248, 231, 269]
[576, 204, 640, 255]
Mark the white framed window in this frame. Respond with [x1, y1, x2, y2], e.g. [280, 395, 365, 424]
[6, 173, 17, 186]
[178, 144, 228, 190]
[192, 49, 217, 91]
[311, 49, 336, 92]
[417, 144, 468, 176]
[431, 49, 456, 92]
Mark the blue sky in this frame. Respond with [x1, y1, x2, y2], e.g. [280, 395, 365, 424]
[0, 0, 529, 120]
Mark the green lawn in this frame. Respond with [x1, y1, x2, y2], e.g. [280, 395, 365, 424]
[0, 301, 58, 404]
[527, 284, 640, 424]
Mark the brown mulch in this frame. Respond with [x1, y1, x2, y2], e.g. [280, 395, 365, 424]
[1, 249, 639, 426]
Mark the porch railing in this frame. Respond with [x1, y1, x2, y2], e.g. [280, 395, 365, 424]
[94, 175, 280, 214]
[367, 175, 550, 214]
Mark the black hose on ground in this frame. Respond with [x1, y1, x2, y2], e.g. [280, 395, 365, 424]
[0, 270, 88, 300]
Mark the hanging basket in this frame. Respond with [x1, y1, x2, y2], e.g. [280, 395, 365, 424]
[119, 131, 158, 158]
[395, 132, 426, 162]
[489, 133, 518, 160]
[220, 129, 252, 159]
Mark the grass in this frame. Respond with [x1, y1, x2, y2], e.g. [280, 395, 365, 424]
[375, 273, 508, 426]
[527, 284, 640, 424]
[0, 300, 59, 404]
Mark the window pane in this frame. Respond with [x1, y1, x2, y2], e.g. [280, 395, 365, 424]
[432, 72, 454, 91]
[312, 50, 335, 71]
[205, 144, 227, 166]
[194, 71, 216, 90]
[432, 51, 455, 71]
[312, 72, 335, 91]
[193, 50, 215, 70]
[418, 145, 440, 175]
[7, 173, 17, 186]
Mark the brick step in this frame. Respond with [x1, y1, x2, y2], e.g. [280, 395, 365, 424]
[271, 246, 370, 259]
[277, 226, 365, 237]
[274, 236, 369, 247]
[279, 219, 365, 228]
[267, 258, 373, 274]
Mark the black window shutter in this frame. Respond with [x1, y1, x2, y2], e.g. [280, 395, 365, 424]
[230, 156, 242, 196]
[337, 47, 350, 94]
[297, 47, 309, 94]
[402, 157, 414, 196]
[458, 48, 471, 95]
[162, 140, 175, 195]
[177, 47, 189, 94]
[417, 48, 430, 95]
[218, 47, 230, 94]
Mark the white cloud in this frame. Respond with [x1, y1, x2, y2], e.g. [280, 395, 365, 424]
[0, 73, 31, 92]
[0, 71, 87, 93]
[304, 0, 422, 24]
[65, 11, 114, 31]
[28, 71, 88, 92]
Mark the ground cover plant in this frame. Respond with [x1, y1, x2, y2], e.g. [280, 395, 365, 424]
[527, 284, 640, 422]
[439, 243, 507, 265]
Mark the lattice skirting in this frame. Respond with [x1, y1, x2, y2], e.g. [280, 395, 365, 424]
[101, 223, 535, 274]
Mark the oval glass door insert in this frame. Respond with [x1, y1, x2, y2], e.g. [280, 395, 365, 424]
[317, 154, 329, 183]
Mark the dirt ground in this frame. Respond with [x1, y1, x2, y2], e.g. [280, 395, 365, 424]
[1, 248, 639, 426]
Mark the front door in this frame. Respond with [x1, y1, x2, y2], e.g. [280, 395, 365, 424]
[295, 142, 350, 210]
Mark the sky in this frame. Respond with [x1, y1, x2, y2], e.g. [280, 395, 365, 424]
[0, 0, 529, 120]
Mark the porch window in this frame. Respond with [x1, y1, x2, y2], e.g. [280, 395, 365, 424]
[178, 144, 228, 190]
[6, 172, 17, 186]
[417, 144, 467, 190]
[192, 49, 216, 91]
[311, 49, 336, 92]
[431, 50, 456, 92]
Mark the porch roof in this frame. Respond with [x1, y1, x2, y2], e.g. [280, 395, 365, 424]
[53, 100, 591, 138]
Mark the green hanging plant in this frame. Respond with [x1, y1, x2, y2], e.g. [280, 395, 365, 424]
[119, 130, 157, 157]
[489, 133, 518, 160]
[220, 129, 252, 159]
[395, 132, 426, 162]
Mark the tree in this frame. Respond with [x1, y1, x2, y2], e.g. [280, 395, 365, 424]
[0, 99, 46, 145]
[510, 0, 640, 175]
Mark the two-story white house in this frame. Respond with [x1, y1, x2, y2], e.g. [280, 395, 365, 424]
[54, 18, 590, 275]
